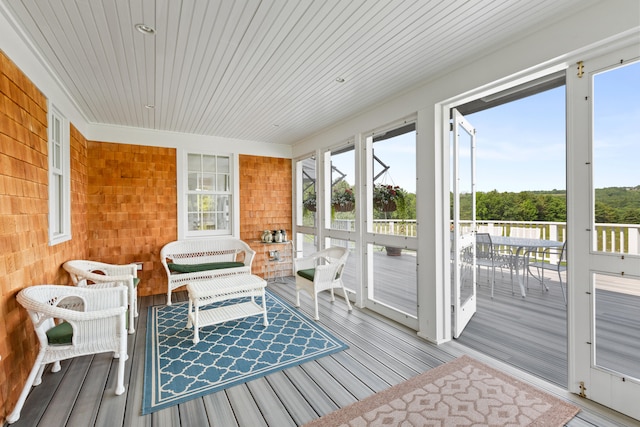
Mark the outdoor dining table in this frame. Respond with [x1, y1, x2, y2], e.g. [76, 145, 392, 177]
[489, 235, 564, 298]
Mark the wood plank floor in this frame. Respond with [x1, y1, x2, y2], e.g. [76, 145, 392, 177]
[8, 278, 638, 427]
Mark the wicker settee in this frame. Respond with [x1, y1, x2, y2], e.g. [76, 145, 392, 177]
[160, 238, 255, 305]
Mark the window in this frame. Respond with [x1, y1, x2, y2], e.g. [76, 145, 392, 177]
[48, 105, 71, 245]
[178, 151, 236, 238]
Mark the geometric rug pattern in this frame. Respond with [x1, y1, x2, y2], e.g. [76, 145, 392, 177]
[304, 355, 579, 427]
[143, 290, 347, 414]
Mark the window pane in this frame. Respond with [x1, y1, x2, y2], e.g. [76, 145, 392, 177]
[216, 212, 229, 231]
[203, 155, 216, 173]
[188, 154, 200, 171]
[188, 172, 199, 191]
[188, 212, 200, 231]
[202, 213, 216, 230]
[328, 238, 356, 293]
[217, 174, 229, 192]
[53, 142, 61, 170]
[201, 173, 215, 191]
[296, 232, 317, 258]
[593, 61, 640, 253]
[370, 243, 417, 317]
[217, 156, 230, 173]
[300, 156, 317, 227]
[52, 174, 62, 234]
[330, 146, 355, 231]
[594, 273, 640, 381]
[372, 125, 416, 236]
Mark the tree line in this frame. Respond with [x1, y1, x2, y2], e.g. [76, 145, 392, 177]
[454, 186, 640, 224]
[314, 184, 640, 225]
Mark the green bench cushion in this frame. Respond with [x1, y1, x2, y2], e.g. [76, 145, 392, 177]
[167, 261, 245, 273]
[46, 321, 73, 345]
[133, 277, 140, 287]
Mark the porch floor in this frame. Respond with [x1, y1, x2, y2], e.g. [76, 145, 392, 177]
[8, 277, 637, 426]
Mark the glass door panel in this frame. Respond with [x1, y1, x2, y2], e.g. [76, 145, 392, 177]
[590, 59, 640, 391]
[326, 238, 357, 293]
[364, 122, 418, 326]
[371, 124, 416, 236]
[370, 245, 417, 317]
[298, 156, 317, 228]
[594, 273, 640, 381]
[451, 109, 477, 338]
[329, 147, 356, 231]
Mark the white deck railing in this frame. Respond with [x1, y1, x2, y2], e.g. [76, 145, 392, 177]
[468, 221, 639, 256]
[332, 219, 640, 256]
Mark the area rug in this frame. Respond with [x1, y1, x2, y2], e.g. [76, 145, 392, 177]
[143, 290, 347, 414]
[304, 355, 579, 427]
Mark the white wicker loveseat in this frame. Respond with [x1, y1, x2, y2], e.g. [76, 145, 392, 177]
[160, 238, 256, 305]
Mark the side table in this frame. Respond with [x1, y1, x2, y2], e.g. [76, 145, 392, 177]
[263, 240, 294, 283]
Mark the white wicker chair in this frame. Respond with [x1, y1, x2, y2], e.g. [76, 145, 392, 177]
[294, 246, 352, 321]
[7, 285, 128, 424]
[63, 260, 138, 334]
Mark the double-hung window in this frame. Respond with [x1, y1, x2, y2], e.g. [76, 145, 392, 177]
[178, 151, 237, 238]
[48, 104, 71, 245]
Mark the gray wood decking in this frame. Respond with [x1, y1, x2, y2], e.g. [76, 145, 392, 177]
[8, 276, 638, 427]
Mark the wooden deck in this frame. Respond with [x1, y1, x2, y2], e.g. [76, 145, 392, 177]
[9, 274, 639, 426]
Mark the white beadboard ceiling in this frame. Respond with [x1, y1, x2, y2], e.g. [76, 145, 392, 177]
[2, 0, 588, 145]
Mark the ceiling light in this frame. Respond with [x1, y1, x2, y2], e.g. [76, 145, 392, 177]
[335, 77, 345, 83]
[135, 24, 155, 35]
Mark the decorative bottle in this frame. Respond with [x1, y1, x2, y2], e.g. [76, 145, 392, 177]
[274, 230, 283, 243]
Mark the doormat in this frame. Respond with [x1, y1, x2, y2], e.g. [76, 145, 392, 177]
[304, 355, 579, 426]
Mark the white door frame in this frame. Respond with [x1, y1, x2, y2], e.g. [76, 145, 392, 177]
[567, 44, 640, 419]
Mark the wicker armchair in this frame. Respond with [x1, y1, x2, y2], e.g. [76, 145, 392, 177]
[63, 260, 139, 334]
[6, 285, 128, 424]
[294, 246, 352, 320]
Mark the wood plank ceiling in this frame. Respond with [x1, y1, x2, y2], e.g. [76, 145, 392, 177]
[2, 0, 589, 145]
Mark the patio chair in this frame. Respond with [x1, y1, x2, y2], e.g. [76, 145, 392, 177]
[475, 233, 516, 297]
[63, 260, 139, 334]
[7, 284, 128, 424]
[475, 233, 497, 297]
[527, 242, 567, 304]
[294, 246, 352, 321]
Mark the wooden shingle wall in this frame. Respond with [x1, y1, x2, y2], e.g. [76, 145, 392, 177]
[0, 50, 88, 419]
[86, 141, 177, 297]
[0, 49, 294, 419]
[239, 155, 293, 277]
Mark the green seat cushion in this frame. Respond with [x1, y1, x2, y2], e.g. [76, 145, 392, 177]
[46, 321, 73, 345]
[297, 266, 341, 282]
[133, 277, 140, 287]
[167, 262, 245, 273]
[297, 268, 316, 282]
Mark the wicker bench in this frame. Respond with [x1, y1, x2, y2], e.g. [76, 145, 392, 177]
[160, 238, 256, 305]
[186, 274, 268, 344]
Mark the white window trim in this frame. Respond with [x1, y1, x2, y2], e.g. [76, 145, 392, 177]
[48, 103, 71, 246]
[176, 148, 239, 240]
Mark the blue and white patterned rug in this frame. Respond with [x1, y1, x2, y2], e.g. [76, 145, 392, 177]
[142, 290, 348, 414]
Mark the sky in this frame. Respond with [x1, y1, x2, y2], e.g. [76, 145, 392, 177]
[331, 60, 639, 194]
